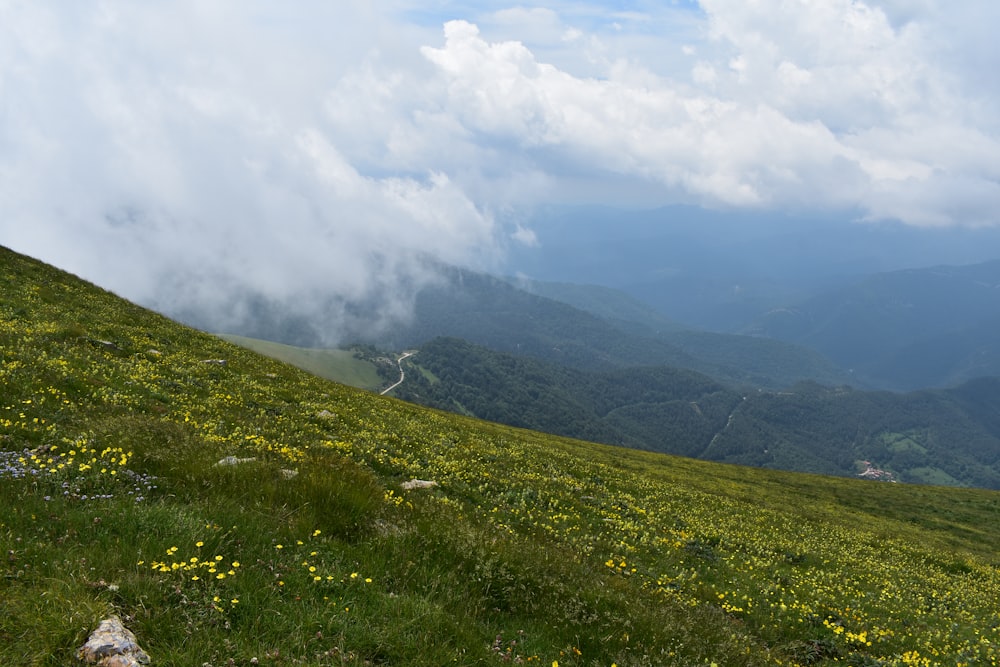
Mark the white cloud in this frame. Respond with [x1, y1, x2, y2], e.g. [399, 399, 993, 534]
[410, 3, 1000, 224]
[511, 224, 540, 247]
[0, 0, 998, 345]
[0, 1, 495, 342]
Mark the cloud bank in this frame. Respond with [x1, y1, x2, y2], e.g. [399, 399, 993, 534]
[1, 1, 998, 341]
[409, 3, 1000, 224]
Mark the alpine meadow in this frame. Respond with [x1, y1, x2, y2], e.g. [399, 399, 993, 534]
[3, 246, 1000, 666]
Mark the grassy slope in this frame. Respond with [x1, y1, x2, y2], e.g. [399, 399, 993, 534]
[216, 334, 383, 391]
[2, 245, 1000, 666]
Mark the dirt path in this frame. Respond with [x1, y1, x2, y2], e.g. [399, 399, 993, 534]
[701, 395, 746, 456]
[380, 351, 416, 395]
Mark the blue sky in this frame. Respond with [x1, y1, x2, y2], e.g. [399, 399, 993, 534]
[1, 1, 998, 337]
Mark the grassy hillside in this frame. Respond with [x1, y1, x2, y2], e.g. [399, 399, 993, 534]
[216, 334, 384, 391]
[2, 245, 1000, 666]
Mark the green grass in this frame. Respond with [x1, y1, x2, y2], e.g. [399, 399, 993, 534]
[2, 244, 1000, 666]
[216, 334, 383, 391]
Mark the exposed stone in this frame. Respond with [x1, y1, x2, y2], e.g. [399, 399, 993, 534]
[279, 468, 299, 480]
[316, 410, 336, 419]
[201, 359, 227, 365]
[401, 479, 438, 490]
[89, 339, 121, 352]
[77, 616, 150, 666]
[215, 455, 257, 467]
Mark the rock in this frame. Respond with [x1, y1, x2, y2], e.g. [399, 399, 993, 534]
[316, 410, 336, 419]
[279, 469, 298, 480]
[401, 479, 438, 490]
[214, 456, 257, 467]
[201, 359, 227, 365]
[77, 616, 150, 666]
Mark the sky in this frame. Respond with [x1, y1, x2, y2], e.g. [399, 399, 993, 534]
[2, 1, 999, 341]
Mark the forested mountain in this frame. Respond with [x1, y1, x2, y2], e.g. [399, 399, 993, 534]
[395, 337, 731, 450]
[375, 268, 696, 371]
[375, 267, 854, 389]
[395, 337, 1000, 489]
[748, 260, 1000, 389]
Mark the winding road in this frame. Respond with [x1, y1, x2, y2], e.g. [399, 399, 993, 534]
[380, 351, 416, 395]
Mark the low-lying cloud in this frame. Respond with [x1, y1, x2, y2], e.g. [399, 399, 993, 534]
[1, 1, 997, 344]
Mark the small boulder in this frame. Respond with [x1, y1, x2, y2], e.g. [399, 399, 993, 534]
[215, 456, 257, 467]
[90, 339, 121, 352]
[401, 479, 438, 490]
[77, 616, 150, 666]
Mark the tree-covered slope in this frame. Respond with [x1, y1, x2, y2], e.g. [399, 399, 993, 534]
[394, 337, 734, 452]
[395, 337, 1000, 489]
[3, 245, 1000, 666]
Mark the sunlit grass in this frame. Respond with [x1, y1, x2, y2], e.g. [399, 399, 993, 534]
[2, 245, 1000, 666]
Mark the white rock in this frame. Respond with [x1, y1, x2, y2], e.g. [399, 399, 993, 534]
[401, 479, 438, 490]
[215, 456, 257, 467]
[77, 616, 150, 666]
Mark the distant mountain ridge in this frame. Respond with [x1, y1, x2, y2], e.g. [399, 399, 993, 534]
[375, 267, 854, 390]
[507, 204, 1000, 332]
[507, 277, 685, 336]
[748, 260, 1000, 389]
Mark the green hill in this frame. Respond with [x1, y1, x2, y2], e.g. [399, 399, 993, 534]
[395, 337, 1000, 488]
[3, 245, 1000, 666]
[215, 334, 384, 391]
